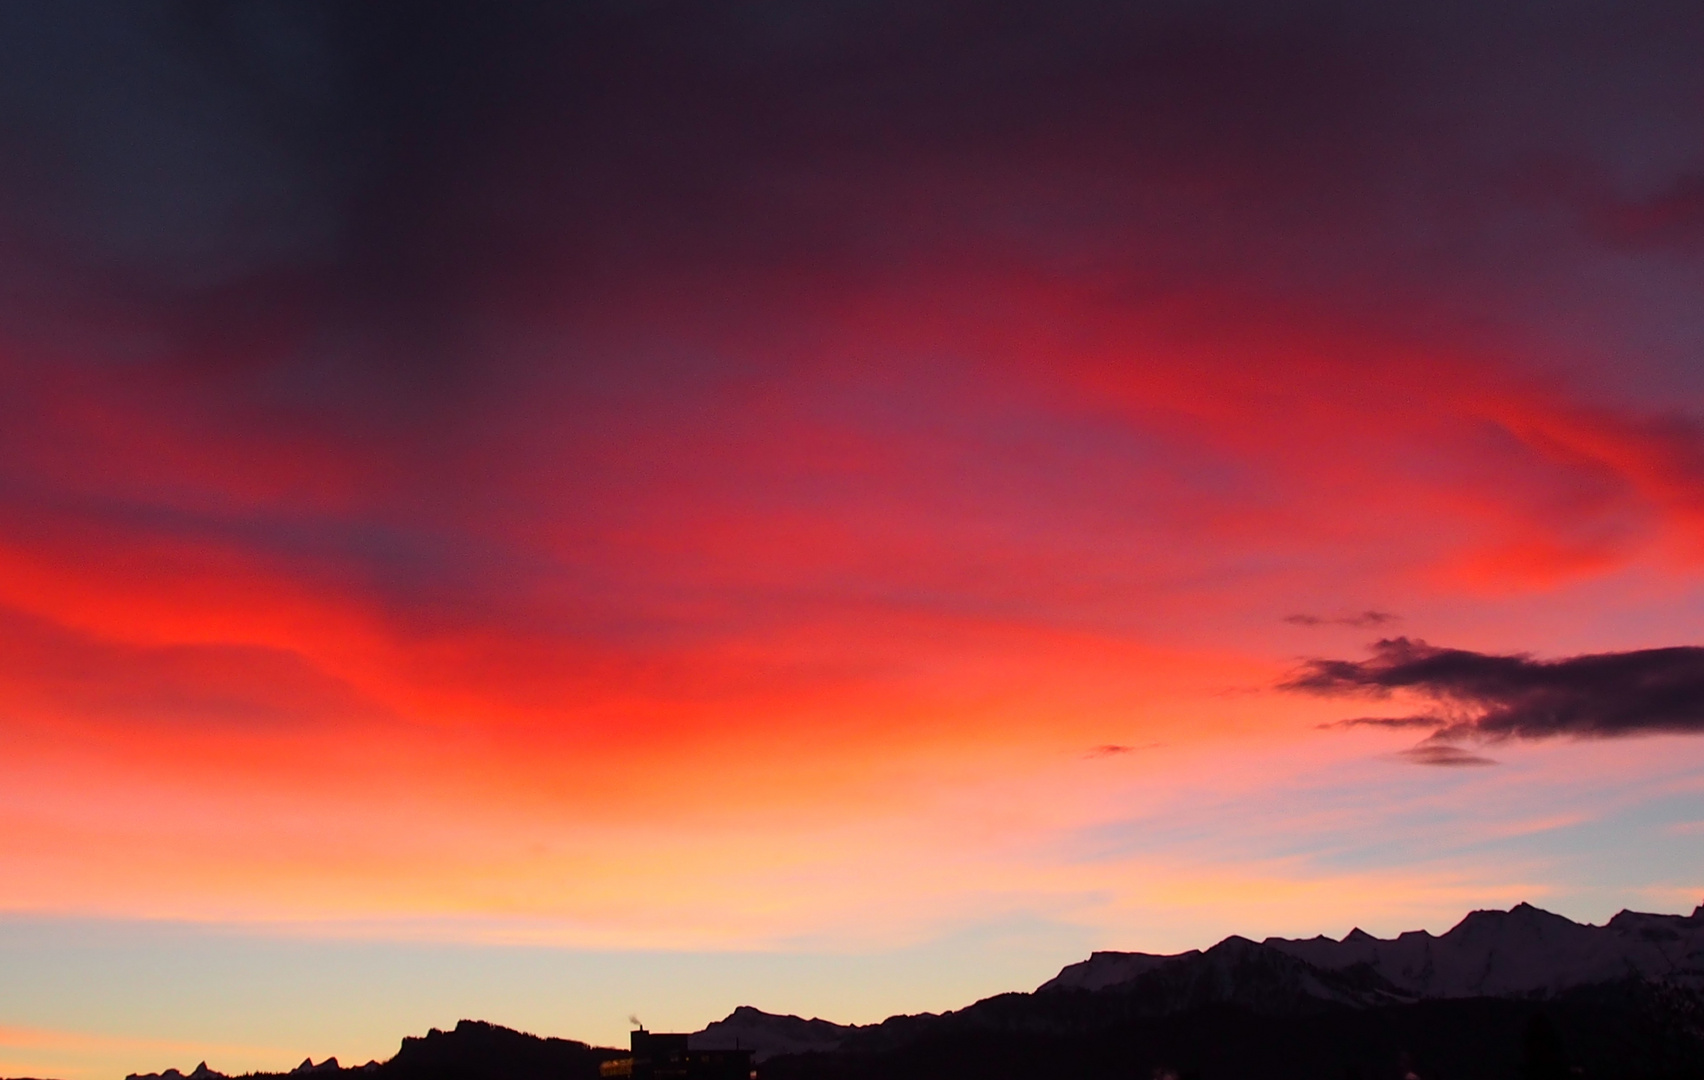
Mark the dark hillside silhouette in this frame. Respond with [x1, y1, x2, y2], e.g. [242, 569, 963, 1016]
[236, 1022, 621, 1080]
[93, 905, 1704, 1080]
[761, 981, 1704, 1080]
[150, 981, 1703, 1080]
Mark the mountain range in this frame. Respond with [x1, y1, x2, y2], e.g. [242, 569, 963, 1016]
[1047, 902, 1704, 998]
[692, 902, 1704, 1061]
[69, 902, 1704, 1080]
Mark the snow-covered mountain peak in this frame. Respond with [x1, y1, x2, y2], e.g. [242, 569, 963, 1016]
[1041, 902, 1704, 1002]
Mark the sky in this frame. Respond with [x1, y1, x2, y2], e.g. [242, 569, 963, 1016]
[2, 1, 1704, 1077]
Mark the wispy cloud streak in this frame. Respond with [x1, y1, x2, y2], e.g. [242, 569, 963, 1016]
[1284, 611, 1399, 629]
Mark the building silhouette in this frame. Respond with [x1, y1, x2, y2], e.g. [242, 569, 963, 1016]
[599, 1029, 754, 1080]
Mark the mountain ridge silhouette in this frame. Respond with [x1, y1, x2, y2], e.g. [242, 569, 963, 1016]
[29, 902, 1704, 1080]
[696, 900, 1704, 1061]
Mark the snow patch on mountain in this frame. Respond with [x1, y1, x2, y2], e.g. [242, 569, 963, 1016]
[1041, 949, 1199, 992]
[690, 1005, 855, 1061]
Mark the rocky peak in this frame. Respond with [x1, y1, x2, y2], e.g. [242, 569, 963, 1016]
[691, 1006, 855, 1061]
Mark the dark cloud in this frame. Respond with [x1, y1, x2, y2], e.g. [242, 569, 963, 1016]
[1398, 744, 1498, 767]
[1325, 715, 1439, 730]
[1284, 611, 1398, 628]
[1285, 637, 1704, 742]
[2, 1, 1701, 351]
[2, 0, 1703, 538]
